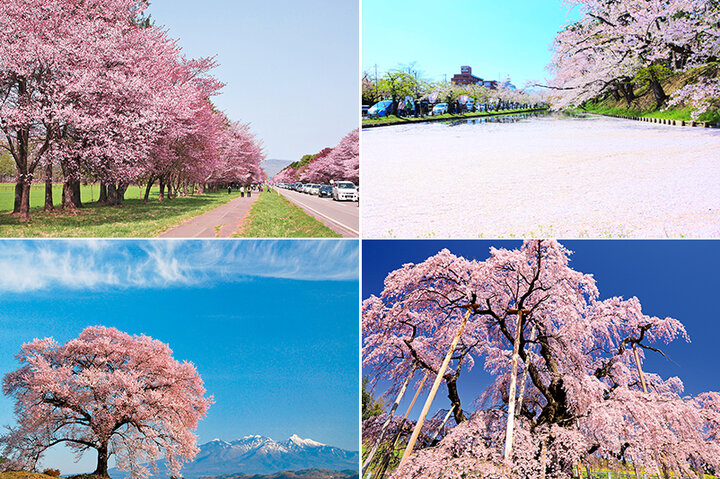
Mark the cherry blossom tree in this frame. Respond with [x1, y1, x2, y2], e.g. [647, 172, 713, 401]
[0, 326, 212, 479]
[549, 0, 720, 112]
[297, 129, 358, 185]
[363, 240, 720, 478]
[0, 0, 265, 218]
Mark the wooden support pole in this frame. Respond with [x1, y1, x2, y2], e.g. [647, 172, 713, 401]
[428, 405, 455, 444]
[632, 343, 648, 393]
[397, 307, 473, 471]
[362, 369, 415, 474]
[365, 373, 428, 479]
[515, 325, 537, 417]
[504, 308, 528, 460]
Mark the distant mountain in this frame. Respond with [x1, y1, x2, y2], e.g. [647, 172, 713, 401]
[261, 159, 292, 179]
[200, 469, 358, 479]
[109, 435, 358, 479]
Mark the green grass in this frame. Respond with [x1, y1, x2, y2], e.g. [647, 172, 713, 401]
[234, 189, 341, 238]
[577, 102, 720, 123]
[361, 107, 548, 127]
[0, 183, 159, 212]
[0, 183, 245, 237]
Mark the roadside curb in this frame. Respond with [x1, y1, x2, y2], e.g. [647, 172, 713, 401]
[361, 108, 549, 128]
[590, 112, 720, 128]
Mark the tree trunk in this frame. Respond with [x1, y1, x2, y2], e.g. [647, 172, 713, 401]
[98, 182, 107, 204]
[94, 443, 109, 477]
[44, 163, 54, 211]
[144, 178, 155, 203]
[62, 179, 82, 210]
[648, 71, 667, 109]
[446, 376, 466, 424]
[19, 175, 31, 221]
[106, 184, 125, 206]
[13, 179, 23, 214]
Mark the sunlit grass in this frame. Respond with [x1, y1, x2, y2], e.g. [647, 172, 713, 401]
[234, 189, 340, 238]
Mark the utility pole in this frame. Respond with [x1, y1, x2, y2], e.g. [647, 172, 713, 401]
[504, 308, 529, 460]
[397, 306, 476, 470]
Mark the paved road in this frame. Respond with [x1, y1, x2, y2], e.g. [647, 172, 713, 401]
[276, 188, 359, 238]
[159, 194, 258, 238]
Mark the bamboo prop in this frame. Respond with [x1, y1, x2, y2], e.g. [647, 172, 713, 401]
[365, 372, 429, 479]
[504, 308, 529, 460]
[428, 405, 456, 444]
[362, 369, 415, 474]
[515, 325, 538, 417]
[540, 437, 547, 479]
[397, 307, 474, 470]
[632, 343, 648, 393]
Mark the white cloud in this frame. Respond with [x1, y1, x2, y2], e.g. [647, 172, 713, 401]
[0, 240, 358, 293]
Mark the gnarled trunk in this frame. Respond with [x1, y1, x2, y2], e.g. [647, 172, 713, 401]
[94, 442, 109, 477]
[62, 179, 82, 210]
[106, 183, 127, 206]
[446, 376, 466, 424]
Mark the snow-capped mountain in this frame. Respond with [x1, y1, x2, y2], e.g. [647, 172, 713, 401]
[110, 435, 358, 478]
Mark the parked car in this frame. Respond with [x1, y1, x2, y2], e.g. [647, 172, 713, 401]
[432, 103, 448, 115]
[332, 181, 358, 201]
[310, 184, 321, 195]
[319, 185, 333, 198]
[367, 100, 393, 118]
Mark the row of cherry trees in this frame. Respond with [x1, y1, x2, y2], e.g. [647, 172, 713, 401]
[0, 0, 265, 221]
[362, 241, 720, 479]
[549, 0, 720, 116]
[362, 69, 548, 114]
[272, 129, 358, 185]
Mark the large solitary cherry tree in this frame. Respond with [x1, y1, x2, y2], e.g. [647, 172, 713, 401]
[0, 326, 212, 479]
[363, 241, 720, 479]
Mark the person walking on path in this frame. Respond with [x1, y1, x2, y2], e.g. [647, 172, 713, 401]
[240, 185, 245, 198]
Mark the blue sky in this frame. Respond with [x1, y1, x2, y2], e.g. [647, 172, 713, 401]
[363, 240, 720, 423]
[362, 0, 580, 87]
[146, 0, 358, 162]
[0, 240, 359, 475]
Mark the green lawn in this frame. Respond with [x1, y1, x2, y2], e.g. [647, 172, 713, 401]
[578, 102, 720, 123]
[0, 183, 245, 237]
[0, 183, 158, 212]
[362, 107, 548, 127]
[234, 189, 341, 238]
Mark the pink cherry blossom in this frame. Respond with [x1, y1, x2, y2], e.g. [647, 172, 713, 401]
[0, 326, 212, 479]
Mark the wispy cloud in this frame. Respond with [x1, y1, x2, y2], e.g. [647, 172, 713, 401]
[0, 240, 358, 293]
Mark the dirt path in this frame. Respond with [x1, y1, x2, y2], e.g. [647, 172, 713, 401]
[158, 193, 259, 238]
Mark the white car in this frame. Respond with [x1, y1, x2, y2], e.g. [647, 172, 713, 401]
[432, 103, 448, 115]
[332, 181, 358, 201]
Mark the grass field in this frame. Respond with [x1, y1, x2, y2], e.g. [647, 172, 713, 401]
[0, 183, 245, 237]
[578, 102, 720, 123]
[235, 189, 341, 238]
[361, 107, 548, 127]
[0, 473, 58, 479]
[0, 183, 159, 212]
